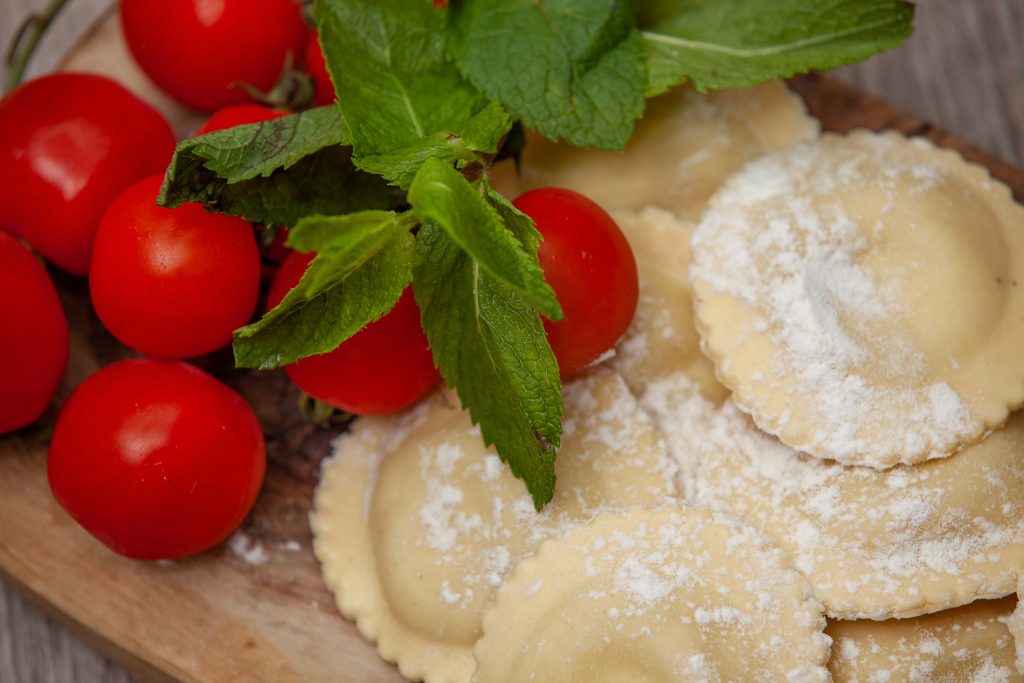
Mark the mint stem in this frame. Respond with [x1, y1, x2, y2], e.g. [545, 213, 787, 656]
[4, 0, 72, 94]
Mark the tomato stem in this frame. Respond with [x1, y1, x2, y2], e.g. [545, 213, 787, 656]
[4, 0, 72, 94]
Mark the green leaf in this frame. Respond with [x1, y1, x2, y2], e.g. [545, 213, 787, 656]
[483, 183, 541, 255]
[640, 0, 915, 96]
[408, 157, 562, 320]
[448, 0, 647, 150]
[356, 101, 513, 189]
[315, 0, 489, 155]
[233, 214, 414, 369]
[414, 224, 562, 508]
[159, 107, 398, 226]
[164, 106, 348, 184]
[161, 146, 398, 228]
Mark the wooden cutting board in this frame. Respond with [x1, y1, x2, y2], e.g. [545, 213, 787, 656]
[2, 11, 1023, 683]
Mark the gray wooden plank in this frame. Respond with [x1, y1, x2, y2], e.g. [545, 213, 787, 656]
[1, 1, 1022, 682]
[837, 0, 1024, 166]
[1, 582, 138, 683]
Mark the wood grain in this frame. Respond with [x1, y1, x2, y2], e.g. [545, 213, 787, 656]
[837, 0, 1024, 168]
[1, 1, 1022, 682]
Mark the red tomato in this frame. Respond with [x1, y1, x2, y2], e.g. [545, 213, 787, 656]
[512, 188, 638, 378]
[267, 252, 440, 415]
[304, 33, 336, 107]
[48, 359, 265, 560]
[120, 0, 308, 112]
[0, 232, 69, 433]
[193, 103, 289, 136]
[0, 73, 176, 275]
[90, 175, 260, 359]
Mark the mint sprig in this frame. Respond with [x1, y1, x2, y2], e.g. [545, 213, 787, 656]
[158, 0, 914, 507]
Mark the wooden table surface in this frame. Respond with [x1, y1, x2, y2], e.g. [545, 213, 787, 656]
[1, 1, 1023, 681]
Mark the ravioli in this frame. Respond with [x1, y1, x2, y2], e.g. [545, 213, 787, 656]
[1011, 580, 1024, 675]
[310, 369, 676, 683]
[609, 206, 729, 407]
[510, 81, 817, 220]
[473, 506, 830, 683]
[691, 131, 1024, 467]
[645, 372, 1024, 620]
[827, 598, 1019, 682]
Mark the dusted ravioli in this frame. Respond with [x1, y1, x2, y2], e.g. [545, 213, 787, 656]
[513, 81, 817, 220]
[473, 506, 830, 683]
[1011, 579, 1024, 675]
[827, 598, 1019, 682]
[691, 131, 1024, 467]
[609, 207, 729, 407]
[310, 369, 676, 683]
[647, 373, 1024, 620]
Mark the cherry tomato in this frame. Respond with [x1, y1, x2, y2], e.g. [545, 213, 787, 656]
[48, 359, 265, 560]
[90, 175, 260, 359]
[0, 232, 69, 433]
[120, 0, 308, 112]
[512, 188, 638, 378]
[193, 103, 289, 136]
[304, 33, 336, 107]
[267, 252, 439, 415]
[0, 73, 176, 275]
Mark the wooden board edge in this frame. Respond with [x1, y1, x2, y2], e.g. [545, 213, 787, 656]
[790, 73, 1024, 201]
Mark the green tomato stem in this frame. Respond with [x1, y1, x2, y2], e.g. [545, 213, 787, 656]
[5, 0, 73, 95]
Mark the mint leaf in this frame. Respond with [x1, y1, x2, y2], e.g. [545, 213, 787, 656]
[640, 0, 914, 96]
[233, 214, 414, 369]
[159, 107, 398, 227]
[163, 106, 348, 184]
[315, 0, 489, 156]
[161, 145, 397, 228]
[414, 223, 562, 508]
[448, 0, 646, 150]
[484, 184, 541, 255]
[356, 101, 513, 189]
[408, 158, 562, 320]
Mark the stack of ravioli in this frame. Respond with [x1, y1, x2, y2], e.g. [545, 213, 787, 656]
[311, 81, 1024, 682]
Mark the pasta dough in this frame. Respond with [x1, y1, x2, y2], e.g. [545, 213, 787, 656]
[1011, 579, 1024, 674]
[310, 369, 676, 683]
[827, 597, 1019, 682]
[609, 206, 729, 406]
[472, 506, 831, 683]
[691, 131, 1024, 467]
[511, 81, 817, 220]
[644, 372, 1024, 620]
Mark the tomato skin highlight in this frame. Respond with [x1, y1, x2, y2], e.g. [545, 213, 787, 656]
[512, 188, 639, 378]
[0, 232, 69, 433]
[0, 73, 176, 275]
[120, 0, 308, 112]
[47, 359, 266, 560]
[267, 252, 440, 415]
[193, 104, 289, 136]
[90, 175, 260, 359]
[305, 33, 336, 107]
